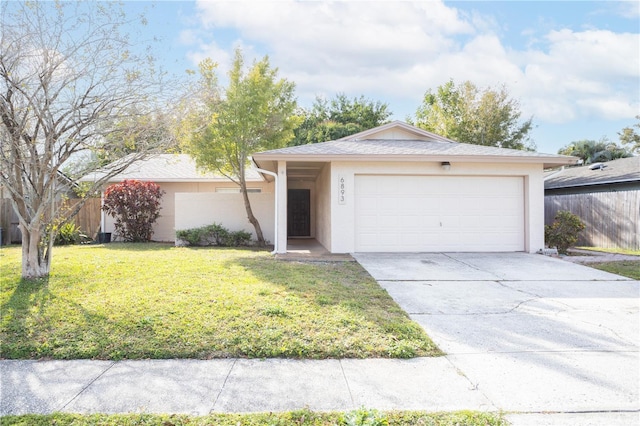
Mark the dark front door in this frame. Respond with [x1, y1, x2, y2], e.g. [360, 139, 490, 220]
[287, 189, 310, 237]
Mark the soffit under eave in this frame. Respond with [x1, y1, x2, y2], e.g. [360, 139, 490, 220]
[252, 153, 579, 168]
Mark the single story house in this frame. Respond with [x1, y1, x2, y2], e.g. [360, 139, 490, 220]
[544, 156, 640, 250]
[253, 121, 577, 253]
[89, 121, 577, 252]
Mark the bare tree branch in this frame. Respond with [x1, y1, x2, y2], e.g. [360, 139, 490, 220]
[0, 1, 176, 278]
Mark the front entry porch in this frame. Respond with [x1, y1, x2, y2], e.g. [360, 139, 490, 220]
[275, 238, 354, 262]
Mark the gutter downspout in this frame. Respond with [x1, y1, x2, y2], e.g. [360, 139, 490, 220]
[100, 190, 106, 236]
[251, 160, 278, 255]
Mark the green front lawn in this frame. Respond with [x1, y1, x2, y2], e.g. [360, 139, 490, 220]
[576, 247, 640, 256]
[590, 261, 640, 280]
[0, 244, 440, 360]
[2, 410, 506, 426]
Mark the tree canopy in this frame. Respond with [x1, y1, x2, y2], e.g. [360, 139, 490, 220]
[0, 1, 172, 278]
[557, 138, 632, 164]
[182, 49, 298, 245]
[413, 80, 534, 150]
[290, 94, 392, 146]
[618, 115, 640, 154]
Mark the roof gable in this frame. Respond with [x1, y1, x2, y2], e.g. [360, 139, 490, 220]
[337, 121, 455, 143]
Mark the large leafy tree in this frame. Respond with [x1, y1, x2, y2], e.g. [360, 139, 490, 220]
[290, 94, 391, 146]
[557, 138, 632, 164]
[184, 49, 298, 245]
[618, 115, 640, 154]
[0, 1, 172, 278]
[413, 80, 534, 150]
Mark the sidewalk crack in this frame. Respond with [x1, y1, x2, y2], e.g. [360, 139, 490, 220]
[60, 361, 117, 411]
[442, 356, 498, 411]
[211, 359, 236, 412]
[339, 360, 355, 408]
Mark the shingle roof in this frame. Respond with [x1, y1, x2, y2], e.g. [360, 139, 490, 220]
[81, 154, 263, 182]
[259, 138, 563, 159]
[253, 121, 576, 168]
[544, 156, 640, 189]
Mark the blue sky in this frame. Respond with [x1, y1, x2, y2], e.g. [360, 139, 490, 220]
[125, 1, 639, 154]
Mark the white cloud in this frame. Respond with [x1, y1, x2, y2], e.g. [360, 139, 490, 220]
[616, 1, 640, 19]
[515, 29, 639, 123]
[188, 0, 639, 126]
[195, 0, 472, 71]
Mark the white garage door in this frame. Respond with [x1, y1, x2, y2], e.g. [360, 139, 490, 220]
[355, 175, 525, 252]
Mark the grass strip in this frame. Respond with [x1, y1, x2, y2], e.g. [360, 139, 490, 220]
[576, 247, 640, 256]
[1, 409, 507, 426]
[589, 260, 640, 280]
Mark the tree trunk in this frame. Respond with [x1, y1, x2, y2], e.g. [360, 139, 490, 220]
[239, 178, 266, 246]
[20, 225, 51, 279]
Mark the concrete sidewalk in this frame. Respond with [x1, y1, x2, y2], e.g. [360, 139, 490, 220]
[2, 357, 492, 415]
[3, 359, 640, 425]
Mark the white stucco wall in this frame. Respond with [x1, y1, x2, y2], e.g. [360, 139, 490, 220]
[315, 163, 332, 251]
[327, 161, 545, 254]
[175, 192, 275, 244]
[103, 180, 273, 242]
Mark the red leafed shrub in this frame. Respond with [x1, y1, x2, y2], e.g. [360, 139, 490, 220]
[103, 179, 164, 242]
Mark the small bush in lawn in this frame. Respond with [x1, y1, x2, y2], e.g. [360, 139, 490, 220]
[545, 210, 586, 254]
[54, 222, 88, 245]
[44, 222, 88, 246]
[176, 223, 252, 247]
[102, 179, 164, 242]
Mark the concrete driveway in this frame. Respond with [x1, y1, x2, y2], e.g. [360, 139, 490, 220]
[354, 252, 640, 423]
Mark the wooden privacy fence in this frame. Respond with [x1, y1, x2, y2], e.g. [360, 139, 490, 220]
[0, 198, 101, 245]
[545, 190, 640, 250]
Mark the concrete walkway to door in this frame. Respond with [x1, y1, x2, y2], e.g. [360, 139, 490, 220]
[354, 252, 640, 425]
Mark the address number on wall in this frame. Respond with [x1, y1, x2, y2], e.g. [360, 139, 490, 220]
[338, 175, 346, 205]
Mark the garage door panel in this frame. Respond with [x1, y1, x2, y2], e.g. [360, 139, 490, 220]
[355, 175, 524, 252]
[358, 214, 379, 229]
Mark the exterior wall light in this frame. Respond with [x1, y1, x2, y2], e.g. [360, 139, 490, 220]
[441, 161, 451, 171]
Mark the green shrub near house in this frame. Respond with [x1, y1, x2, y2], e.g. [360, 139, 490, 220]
[545, 210, 586, 254]
[176, 223, 252, 247]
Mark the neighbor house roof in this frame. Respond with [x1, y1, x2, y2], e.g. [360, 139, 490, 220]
[80, 154, 264, 183]
[544, 156, 640, 190]
[253, 121, 578, 169]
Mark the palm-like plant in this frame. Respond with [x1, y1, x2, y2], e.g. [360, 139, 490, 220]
[558, 138, 632, 164]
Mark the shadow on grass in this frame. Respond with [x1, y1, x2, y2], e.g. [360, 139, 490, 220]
[1, 275, 158, 360]
[222, 254, 442, 358]
[87, 242, 175, 252]
[1, 277, 53, 358]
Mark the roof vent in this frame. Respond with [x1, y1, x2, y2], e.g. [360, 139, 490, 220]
[589, 163, 606, 171]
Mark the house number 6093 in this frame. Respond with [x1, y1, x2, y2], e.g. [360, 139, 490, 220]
[338, 175, 346, 205]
